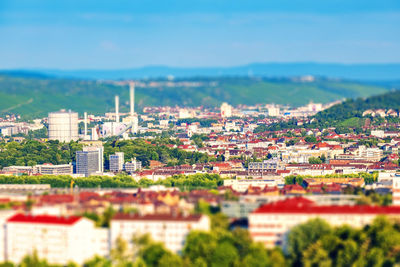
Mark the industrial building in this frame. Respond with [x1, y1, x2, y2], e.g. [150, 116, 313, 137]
[48, 110, 78, 142]
[102, 82, 138, 138]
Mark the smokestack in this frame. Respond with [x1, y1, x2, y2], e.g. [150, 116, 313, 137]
[84, 112, 88, 137]
[129, 82, 135, 116]
[115, 95, 120, 122]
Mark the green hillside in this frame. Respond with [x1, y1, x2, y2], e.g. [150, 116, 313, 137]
[258, 90, 400, 133]
[313, 89, 400, 126]
[0, 74, 391, 119]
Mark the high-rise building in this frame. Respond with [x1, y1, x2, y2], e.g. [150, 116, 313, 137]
[48, 110, 79, 142]
[220, 102, 232, 118]
[109, 152, 124, 172]
[76, 146, 104, 177]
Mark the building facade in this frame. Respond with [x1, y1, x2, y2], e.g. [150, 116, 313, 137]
[5, 214, 108, 265]
[110, 213, 210, 253]
[76, 146, 104, 177]
[249, 197, 400, 249]
[109, 152, 124, 172]
[124, 158, 142, 173]
[34, 163, 73, 175]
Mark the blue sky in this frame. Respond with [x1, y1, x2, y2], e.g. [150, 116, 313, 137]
[0, 0, 399, 69]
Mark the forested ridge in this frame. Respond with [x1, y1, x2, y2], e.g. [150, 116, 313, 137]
[0, 74, 390, 118]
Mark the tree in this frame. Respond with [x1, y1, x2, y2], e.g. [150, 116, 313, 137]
[302, 241, 332, 267]
[158, 253, 183, 267]
[210, 241, 239, 267]
[84, 255, 112, 267]
[304, 136, 317, 143]
[140, 243, 171, 267]
[308, 157, 322, 164]
[183, 231, 217, 265]
[110, 236, 132, 266]
[232, 227, 252, 258]
[287, 218, 332, 267]
[241, 243, 270, 267]
[19, 251, 50, 267]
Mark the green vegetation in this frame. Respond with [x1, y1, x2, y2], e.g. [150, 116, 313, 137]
[255, 89, 400, 132]
[103, 139, 213, 167]
[0, 74, 390, 119]
[0, 139, 214, 169]
[0, 140, 82, 168]
[87, 212, 287, 267]
[284, 172, 378, 186]
[0, 173, 223, 190]
[287, 216, 400, 266]
[310, 90, 400, 129]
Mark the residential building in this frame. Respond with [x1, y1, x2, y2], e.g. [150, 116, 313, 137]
[249, 197, 400, 249]
[223, 179, 280, 192]
[111, 213, 210, 253]
[109, 152, 124, 172]
[5, 214, 108, 265]
[34, 163, 73, 175]
[124, 158, 142, 173]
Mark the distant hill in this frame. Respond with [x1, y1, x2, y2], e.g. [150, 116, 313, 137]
[313, 90, 400, 127]
[0, 74, 393, 119]
[13, 62, 400, 80]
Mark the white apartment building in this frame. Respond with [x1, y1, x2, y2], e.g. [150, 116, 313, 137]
[5, 214, 108, 265]
[33, 163, 73, 175]
[223, 179, 280, 192]
[109, 152, 124, 172]
[0, 211, 17, 262]
[124, 158, 142, 173]
[354, 145, 383, 161]
[249, 197, 400, 249]
[111, 213, 210, 253]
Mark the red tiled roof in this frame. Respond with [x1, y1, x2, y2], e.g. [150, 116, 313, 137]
[7, 213, 81, 225]
[253, 197, 400, 215]
[112, 213, 203, 222]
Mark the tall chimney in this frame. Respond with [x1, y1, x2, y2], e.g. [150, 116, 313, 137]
[115, 95, 120, 122]
[129, 82, 135, 116]
[84, 112, 88, 137]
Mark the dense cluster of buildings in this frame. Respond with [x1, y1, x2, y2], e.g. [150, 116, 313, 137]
[2, 81, 400, 264]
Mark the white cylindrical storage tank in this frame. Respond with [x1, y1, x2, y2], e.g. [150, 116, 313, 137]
[48, 109, 79, 142]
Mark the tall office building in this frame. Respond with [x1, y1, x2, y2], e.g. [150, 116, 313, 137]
[109, 152, 124, 172]
[48, 110, 79, 142]
[76, 146, 104, 177]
